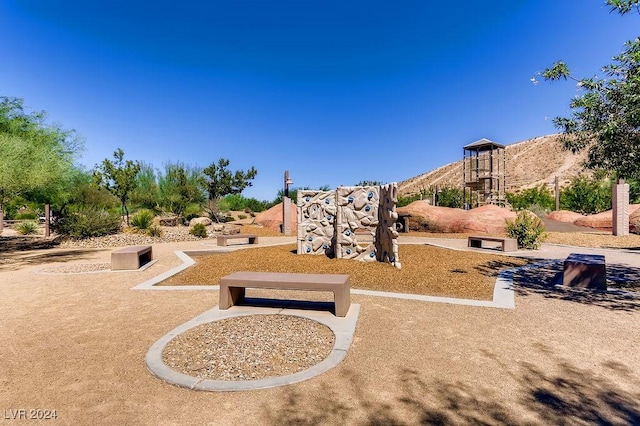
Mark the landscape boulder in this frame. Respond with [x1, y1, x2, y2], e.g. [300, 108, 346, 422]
[454, 204, 517, 234]
[574, 205, 640, 230]
[396, 201, 466, 232]
[155, 215, 179, 227]
[220, 224, 241, 235]
[253, 202, 297, 233]
[189, 217, 212, 227]
[547, 210, 583, 223]
[630, 208, 640, 234]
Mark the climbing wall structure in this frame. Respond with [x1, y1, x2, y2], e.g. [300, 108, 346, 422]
[296, 183, 401, 269]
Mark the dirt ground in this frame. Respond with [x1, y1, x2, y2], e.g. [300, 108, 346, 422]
[1, 237, 640, 425]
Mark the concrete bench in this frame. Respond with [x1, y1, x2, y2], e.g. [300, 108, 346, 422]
[468, 236, 518, 252]
[563, 253, 607, 290]
[111, 245, 152, 270]
[216, 234, 258, 247]
[219, 271, 351, 317]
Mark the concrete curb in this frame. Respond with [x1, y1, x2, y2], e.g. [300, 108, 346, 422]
[145, 304, 361, 391]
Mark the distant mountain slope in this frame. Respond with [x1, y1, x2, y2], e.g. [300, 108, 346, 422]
[398, 135, 590, 196]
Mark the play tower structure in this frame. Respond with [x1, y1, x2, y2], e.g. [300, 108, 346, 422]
[463, 138, 507, 208]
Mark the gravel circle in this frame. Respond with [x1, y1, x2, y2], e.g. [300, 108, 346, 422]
[162, 315, 335, 381]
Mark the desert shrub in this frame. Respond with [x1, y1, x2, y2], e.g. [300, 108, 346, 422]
[147, 224, 162, 237]
[15, 212, 38, 220]
[245, 198, 269, 213]
[560, 175, 612, 214]
[131, 209, 155, 230]
[527, 203, 550, 218]
[507, 185, 554, 212]
[189, 223, 208, 238]
[55, 208, 121, 239]
[183, 203, 202, 221]
[506, 211, 546, 250]
[238, 214, 247, 220]
[436, 187, 464, 208]
[16, 221, 38, 235]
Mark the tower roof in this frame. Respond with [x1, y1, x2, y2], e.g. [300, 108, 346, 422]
[463, 138, 505, 151]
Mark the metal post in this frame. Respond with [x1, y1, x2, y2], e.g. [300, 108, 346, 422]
[45, 204, 50, 237]
[283, 170, 293, 235]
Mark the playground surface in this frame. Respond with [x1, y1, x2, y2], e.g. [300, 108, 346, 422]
[1, 236, 640, 424]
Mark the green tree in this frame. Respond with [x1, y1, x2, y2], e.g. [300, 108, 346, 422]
[93, 148, 141, 225]
[157, 162, 205, 217]
[202, 158, 257, 221]
[560, 174, 613, 214]
[506, 185, 555, 212]
[540, 2, 640, 179]
[436, 186, 464, 208]
[130, 163, 160, 210]
[0, 96, 82, 215]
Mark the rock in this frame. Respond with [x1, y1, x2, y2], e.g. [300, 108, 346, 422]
[574, 204, 640, 231]
[630, 208, 640, 234]
[221, 224, 241, 235]
[211, 224, 225, 232]
[155, 215, 179, 227]
[455, 205, 517, 234]
[574, 211, 612, 230]
[547, 210, 583, 223]
[189, 217, 212, 227]
[397, 201, 466, 233]
[254, 202, 297, 233]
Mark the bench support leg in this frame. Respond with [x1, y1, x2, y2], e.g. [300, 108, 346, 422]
[334, 286, 351, 317]
[219, 286, 246, 309]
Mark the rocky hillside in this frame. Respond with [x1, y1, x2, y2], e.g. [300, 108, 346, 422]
[398, 134, 590, 196]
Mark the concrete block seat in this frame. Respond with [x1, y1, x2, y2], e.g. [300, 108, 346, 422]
[563, 253, 607, 290]
[219, 271, 351, 317]
[468, 236, 518, 252]
[216, 234, 258, 247]
[111, 245, 152, 270]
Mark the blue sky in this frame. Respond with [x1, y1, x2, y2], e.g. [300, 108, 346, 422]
[1, 1, 638, 201]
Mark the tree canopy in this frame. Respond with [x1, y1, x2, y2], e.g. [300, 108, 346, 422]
[93, 148, 141, 225]
[203, 158, 257, 218]
[0, 96, 83, 211]
[541, 1, 640, 179]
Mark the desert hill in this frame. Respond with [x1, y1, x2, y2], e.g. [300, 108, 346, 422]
[398, 134, 590, 196]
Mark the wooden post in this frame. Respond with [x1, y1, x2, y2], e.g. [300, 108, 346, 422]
[45, 204, 50, 237]
[555, 176, 560, 211]
[0, 209, 3, 232]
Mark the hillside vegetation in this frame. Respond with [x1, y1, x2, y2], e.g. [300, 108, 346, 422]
[398, 135, 590, 196]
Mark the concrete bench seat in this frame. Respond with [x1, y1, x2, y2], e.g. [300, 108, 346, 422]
[563, 253, 607, 290]
[111, 245, 152, 270]
[468, 235, 518, 252]
[216, 234, 258, 247]
[219, 271, 351, 317]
